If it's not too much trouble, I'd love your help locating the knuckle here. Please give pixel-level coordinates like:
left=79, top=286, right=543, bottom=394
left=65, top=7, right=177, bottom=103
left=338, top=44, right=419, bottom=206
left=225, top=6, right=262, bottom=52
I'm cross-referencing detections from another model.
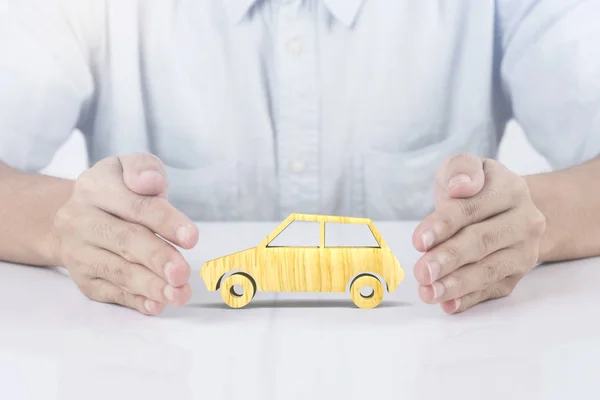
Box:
left=444, top=242, right=460, bottom=263
left=489, top=285, right=507, bottom=300
left=153, top=202, right=171, bottom=227
left=455, top=300, right=467, bottom=313
left=499, top=222, right=518, bottom=242
left=441, top=242, right=461, bottom=266
left=88, top=218, right=110, bottom=241
left=501, top=256, right=517, bottom=275
left=95, top=156, right=123, bottom=176
left=128, top=152, right=165, bottom=173
left=504, top=284, right=515, bottom=296
left=448, top=153, right=476, bottom=167
left=530, top=249, right=540, bottom=267
left=78, top=280, right=95, bottom=299
left=477, top=229, right=497, bottom=255
left=143, top=197, right=172, bottom=228
left=90, top=258, right=111, bottom=279
left=147, top=276, right=166, bottom=299
left=522, top=246, right=540, bottom=269
left=444, top=274, right=468, bottom=295
left=489, top=282, right=514, bottom=300
left=139, top=152, right=163, bottom=165
left=110, top=261, right=133, bottom=286
left=110, top=288, right=136, bottom=309
left=437, top=211, right=456, bottom=235
left=481, top=262, right=499, bottom=283
left=442, top=153, right=480, bottom=182
left=75, top=171, right=98, bottom=198
left=440, top=155, right=455, bottom=169
left=129, top=196, right=153, bottom=220
left=528, top=210, right=547, bottom=237
left=501, top=282, right=514, bottom=297
left=479, top=187, right=500, bottom=204
left=458, top=198, right=481, bottom=221
left=104, top=288, right=122, bottom=305
left=97, top=155, right=120, bottom=166
left=147, top=243, right=170, bottom=271
left=115, top=224, right=140, bottom=254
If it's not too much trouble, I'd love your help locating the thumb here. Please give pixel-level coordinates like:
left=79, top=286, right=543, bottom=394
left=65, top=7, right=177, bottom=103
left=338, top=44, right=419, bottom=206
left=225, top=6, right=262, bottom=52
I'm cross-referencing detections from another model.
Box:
left=119, top=153, right=168, bottom=197
left=435, top=153, right=485, bottom=204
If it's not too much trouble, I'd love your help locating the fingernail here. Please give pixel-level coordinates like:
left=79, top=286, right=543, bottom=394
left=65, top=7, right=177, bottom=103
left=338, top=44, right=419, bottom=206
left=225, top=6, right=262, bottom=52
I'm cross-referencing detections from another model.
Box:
left=421, top=230, right=435, bottom=250
left=164, top=286, right=175, bottom=302
left=453, top=298, right=461, bottom=312
left=165, top=261, right=189, bottom=286
left=427, top=260, right=441, bottom=283
left=176, top=225, right=191, bottom=245
left=432, top=281, right=446, bottom=299
left=164, top=262, right=177, bottom=285
left=139, top=170, right=164, bottom=180
left=144, top=299, right=154, bottom=313
left=449, top=174, right=472, bottom=187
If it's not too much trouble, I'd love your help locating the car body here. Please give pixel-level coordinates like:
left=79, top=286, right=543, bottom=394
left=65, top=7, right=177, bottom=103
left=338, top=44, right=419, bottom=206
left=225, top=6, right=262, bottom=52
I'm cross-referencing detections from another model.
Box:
left=200, top=213, right=404, bottom=308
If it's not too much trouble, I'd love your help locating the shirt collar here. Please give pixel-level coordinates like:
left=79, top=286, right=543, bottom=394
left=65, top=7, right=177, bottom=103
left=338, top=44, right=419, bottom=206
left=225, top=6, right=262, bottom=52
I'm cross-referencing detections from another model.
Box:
left=224, top=0, right=365, bottom=27
left=323, top=0, right=365, bottom=26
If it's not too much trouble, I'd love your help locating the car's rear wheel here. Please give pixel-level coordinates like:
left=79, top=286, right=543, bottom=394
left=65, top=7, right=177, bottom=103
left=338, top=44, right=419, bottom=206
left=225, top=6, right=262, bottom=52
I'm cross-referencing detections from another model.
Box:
left=350, top=274, right=384, bottom=309
left=220, top=273, right=256, bottom=308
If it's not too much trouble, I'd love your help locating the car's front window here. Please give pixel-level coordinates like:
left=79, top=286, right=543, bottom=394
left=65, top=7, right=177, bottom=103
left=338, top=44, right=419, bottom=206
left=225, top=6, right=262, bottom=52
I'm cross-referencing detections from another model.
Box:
left=267, top=221, right=320, bottom=247
left=324, top=222, right=380, bottom=248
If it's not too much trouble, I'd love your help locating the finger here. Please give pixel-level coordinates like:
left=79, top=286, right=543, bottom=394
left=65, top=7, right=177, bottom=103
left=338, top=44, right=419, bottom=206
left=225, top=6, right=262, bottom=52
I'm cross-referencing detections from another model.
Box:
left=119, top=153, right=168, bottom=197
left=80, top=208, right=191, bottom=287
left=417, top=248, right=519, bottom=304
left=413, top=165, right=521, bottom=252
left=434, top=153, right=485, bottom=205
left=413, top=210, right=525, bottom=285
left=80, top=278, right=165, bottom=316
left=101, top=194, right=198, bottom=249
left=81, top=159, right=199, bottom=249
left=439, top=275, right=520, bottom=314
left=81, top=248, right=191, bottom=306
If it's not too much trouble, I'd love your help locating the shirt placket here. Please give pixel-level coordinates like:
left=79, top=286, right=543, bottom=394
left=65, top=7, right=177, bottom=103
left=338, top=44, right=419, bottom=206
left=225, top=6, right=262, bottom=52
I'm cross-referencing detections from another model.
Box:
left=274, top=0, right=321, bottom=217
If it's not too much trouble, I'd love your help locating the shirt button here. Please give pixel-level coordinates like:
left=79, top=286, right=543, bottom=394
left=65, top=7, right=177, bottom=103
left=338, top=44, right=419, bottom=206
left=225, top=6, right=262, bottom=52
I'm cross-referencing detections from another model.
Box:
left=291, top=159, right=306, bottom=174
left=285, top=37, right=303, bottom=55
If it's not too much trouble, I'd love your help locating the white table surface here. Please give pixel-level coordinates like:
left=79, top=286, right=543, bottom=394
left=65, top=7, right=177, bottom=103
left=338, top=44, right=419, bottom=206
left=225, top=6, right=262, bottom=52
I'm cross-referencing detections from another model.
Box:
left=1, top=220, right=599, bottom=400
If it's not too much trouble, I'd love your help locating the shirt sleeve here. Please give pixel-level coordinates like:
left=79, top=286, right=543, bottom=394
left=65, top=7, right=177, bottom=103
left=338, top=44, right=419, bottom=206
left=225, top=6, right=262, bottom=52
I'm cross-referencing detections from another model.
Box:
left=498, top=0, right=600, bottom=170
left=0, top=0, right=95, bottom=172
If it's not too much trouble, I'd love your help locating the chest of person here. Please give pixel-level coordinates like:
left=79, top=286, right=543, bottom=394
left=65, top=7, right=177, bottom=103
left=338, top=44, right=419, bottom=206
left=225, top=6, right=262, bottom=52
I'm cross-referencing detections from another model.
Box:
left=88, top=0, right=505, bottom=220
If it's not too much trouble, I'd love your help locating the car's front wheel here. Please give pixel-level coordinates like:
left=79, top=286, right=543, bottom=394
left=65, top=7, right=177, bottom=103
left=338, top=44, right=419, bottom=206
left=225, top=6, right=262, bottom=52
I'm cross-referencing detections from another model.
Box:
left=220, top=273, right=256, bottom=308
left=350, top=274, right=384, bottom=309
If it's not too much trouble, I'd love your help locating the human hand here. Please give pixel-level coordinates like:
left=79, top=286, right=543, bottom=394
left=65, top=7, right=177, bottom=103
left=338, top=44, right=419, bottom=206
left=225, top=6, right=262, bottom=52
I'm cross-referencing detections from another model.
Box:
left=412, top=154, right=546, bottom=314
left=53, top=153, right=199, bottom=315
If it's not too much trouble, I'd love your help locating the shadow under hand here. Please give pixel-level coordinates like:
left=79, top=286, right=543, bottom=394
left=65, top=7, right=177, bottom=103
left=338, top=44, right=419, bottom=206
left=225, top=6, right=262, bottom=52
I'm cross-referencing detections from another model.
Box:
left=193, top=299, right=411, bottom=309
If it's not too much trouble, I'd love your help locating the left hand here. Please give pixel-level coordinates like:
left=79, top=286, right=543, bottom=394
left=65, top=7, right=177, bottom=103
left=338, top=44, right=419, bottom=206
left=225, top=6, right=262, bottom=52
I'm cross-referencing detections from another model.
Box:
left=412, top=154, right=547, bottom=314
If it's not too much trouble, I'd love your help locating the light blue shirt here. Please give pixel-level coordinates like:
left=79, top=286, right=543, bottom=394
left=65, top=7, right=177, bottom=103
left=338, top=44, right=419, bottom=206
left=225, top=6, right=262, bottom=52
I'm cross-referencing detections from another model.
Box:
left=1, top=0, right=599, bottom=221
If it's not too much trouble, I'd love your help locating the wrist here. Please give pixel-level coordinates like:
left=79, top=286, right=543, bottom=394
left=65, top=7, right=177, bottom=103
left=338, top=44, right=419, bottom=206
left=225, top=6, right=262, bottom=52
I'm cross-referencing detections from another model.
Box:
left=523, top=173, right=559, bottom=263
left=44, top=181, right=75, bottom=267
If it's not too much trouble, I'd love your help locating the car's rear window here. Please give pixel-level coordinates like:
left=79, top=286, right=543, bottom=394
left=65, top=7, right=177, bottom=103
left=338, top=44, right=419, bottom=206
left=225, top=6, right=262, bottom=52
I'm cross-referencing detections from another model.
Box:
left=324, top=222, right=380, bottom=247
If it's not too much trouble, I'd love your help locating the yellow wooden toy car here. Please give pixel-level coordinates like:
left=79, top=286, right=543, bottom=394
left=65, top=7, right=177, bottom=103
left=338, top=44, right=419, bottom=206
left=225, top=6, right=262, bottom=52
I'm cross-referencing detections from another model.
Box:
left=200, top=213, right=404, bottom=309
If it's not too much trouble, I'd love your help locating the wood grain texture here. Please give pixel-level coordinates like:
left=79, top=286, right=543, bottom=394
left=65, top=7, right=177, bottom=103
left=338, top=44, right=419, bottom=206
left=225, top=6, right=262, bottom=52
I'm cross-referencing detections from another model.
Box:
left=200, top=213, right=405, bottom=309
left=350, top=274, right=384, bottom=309
left=219, top=273, right=256, bottom=308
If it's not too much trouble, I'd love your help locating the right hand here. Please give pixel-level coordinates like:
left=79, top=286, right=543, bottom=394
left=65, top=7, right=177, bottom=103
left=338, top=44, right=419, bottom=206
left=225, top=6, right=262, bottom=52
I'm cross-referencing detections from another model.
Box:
left=53, top=153, right=199, bottom=315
